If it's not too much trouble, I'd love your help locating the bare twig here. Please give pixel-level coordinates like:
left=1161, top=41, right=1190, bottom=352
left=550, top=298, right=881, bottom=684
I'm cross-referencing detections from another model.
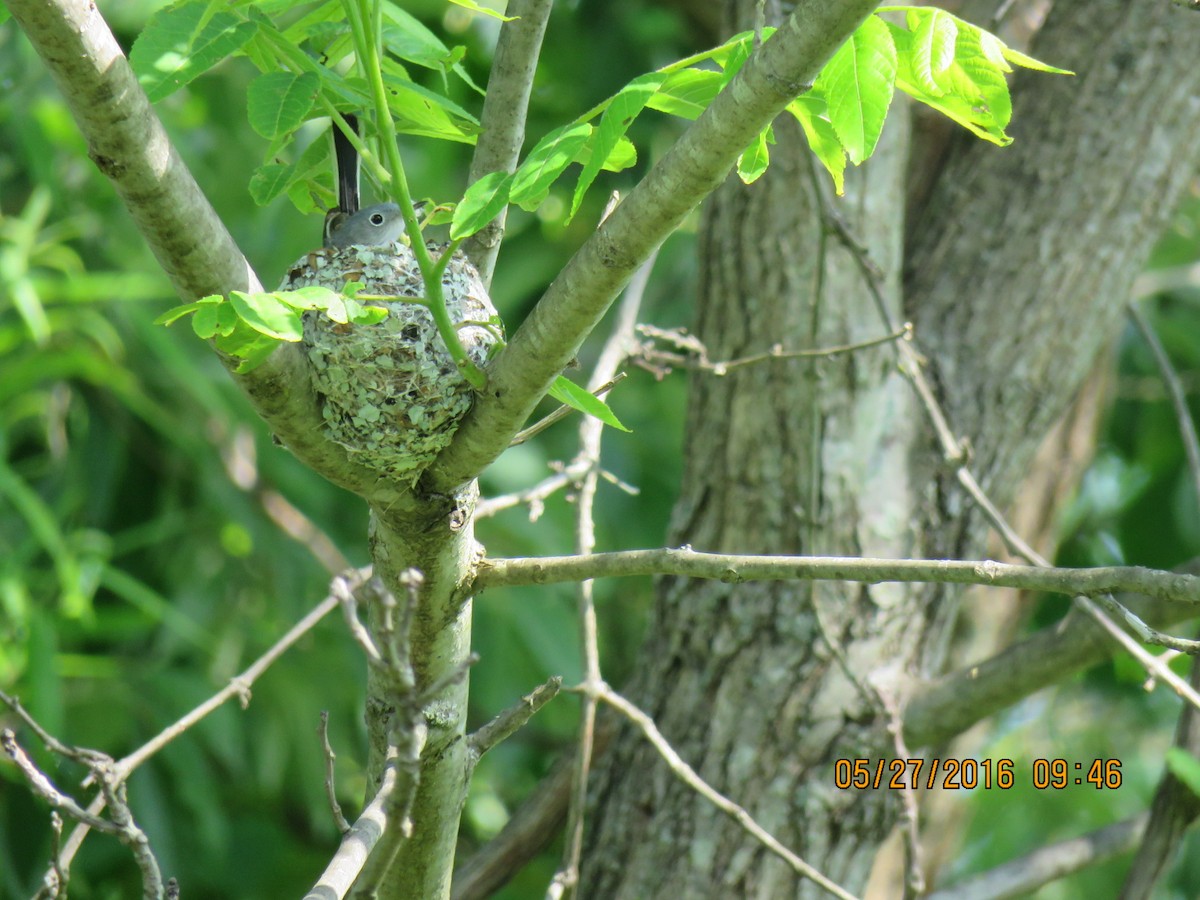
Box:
left=592, top=685, right=860, bottom=900
left=463, top=0, right=554, bottom=285
left=1118, top=643, right=1200, bottom=897
left=3, top=728, right=164, bottom=900
left=631, top=323, right=911, bottom=378
left=320, top=711, right=352, bottom=835
left=905, top=594, right=1200, bottom=750
left=1, top=729, right=116, bottom=833
left=468, top=677, right=562, bottom=761
left=36, top=572, right=362, bottom=881
left=304, top=753, right=399, bottom=900
left=476, top=465, right=576, bottom=520
left=805, top=152, right=1200, bottom=675
left=452, top=719, right=617, bottom=900
left=476, top=550, right=1200, bottom=604
left=549, top=253, right=654, bottom=899
left=871, top=680, right=924, bottom=897
left=1128, top=300, right=1200, bottom=509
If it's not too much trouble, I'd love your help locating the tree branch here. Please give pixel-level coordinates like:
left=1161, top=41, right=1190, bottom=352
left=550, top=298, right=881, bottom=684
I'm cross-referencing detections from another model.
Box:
left=595, top=685, right=859, bottom=900
left=463, top=0, right=554, bottom=286
left=424, top=0, right=883, bottom=493
left=904, top=569, right=1200, bottom=747
left=925, top=815, right=1146, bottom=900
left=474, top=549, right=1200, bottom=605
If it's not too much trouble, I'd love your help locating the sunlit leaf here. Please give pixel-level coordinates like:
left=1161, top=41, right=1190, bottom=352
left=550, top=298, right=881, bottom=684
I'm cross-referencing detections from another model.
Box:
left=815, top=14, right=897, bottom=165
left=790, top=96, right=846, bottom=195
left=246, top=71, right=320, bottom=139
left=548, top=376, right=629, bottom=432
left=130, top=1, right=257, bottom=102
left=228, top=291, right=304, bottom=341
left=737, top=128, right=770, bottom=184
left=510, top=123, right=592, bottom=211
left=452, top=171, right=513, bottom=240
left=570, top=73, right=664, bottom=220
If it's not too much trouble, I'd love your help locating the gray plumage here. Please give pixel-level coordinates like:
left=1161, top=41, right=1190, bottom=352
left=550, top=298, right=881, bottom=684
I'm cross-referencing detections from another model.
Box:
left=323, top=202, right=408, bottom=249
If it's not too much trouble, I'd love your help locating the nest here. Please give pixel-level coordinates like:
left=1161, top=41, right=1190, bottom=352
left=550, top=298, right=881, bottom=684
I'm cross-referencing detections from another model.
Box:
left=279, top=241, right=501, bottom=484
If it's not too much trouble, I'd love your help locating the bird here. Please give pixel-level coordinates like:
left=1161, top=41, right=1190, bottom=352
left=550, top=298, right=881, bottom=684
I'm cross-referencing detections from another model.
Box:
left=323, top=201, right=408, bottom=248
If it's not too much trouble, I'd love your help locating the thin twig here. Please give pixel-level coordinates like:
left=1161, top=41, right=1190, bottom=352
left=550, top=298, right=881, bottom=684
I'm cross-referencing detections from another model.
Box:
left=320, top=711, right=352, bottom=835
left=468, top=677, right=562, bottom=761
left=476, top=466, right=575, bottom=520
left=806, top=151, right=1200, bottom=675
left=924, top=814, right=1146, bottom=900
left=632, top=323, right=911, bottom=378
left=35, top=572, right=362, bottom=880
left=2, top=729, right=164, bottom=899
left=304, top=754, right=399, bottom=900
left=593, top=685, right=860, bottom=900
left=871, top=680, right=924, bottom=898
left=549, top=250, right=656, bottom=900
left=1128, top=300, right=1200, bottom=509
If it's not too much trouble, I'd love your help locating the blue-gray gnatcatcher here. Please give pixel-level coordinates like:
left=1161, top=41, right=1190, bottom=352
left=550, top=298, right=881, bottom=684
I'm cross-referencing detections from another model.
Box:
left=322, top=115, right=418, bottom=249
left=324, top=202, right=407, bottom=248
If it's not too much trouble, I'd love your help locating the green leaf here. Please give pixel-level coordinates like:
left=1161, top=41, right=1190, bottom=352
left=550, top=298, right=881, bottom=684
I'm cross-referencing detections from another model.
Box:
left=274, top=286, right=342, bottom=310
left=1167, top=748, right=1200, bottom=798
left=451, top=171, right=513, bottom=240
left=380, top=7, right=455, bottom=70
left=246, top=71, right=320, bottom=140
left=889, top=20, right=1011, bottom=145
left=155, top=301, right=205, bottom=326
left=510, top=124, right=593, bottom=211
left=815, top=14, right=897, bottom=165
left=447, top=0, right=515, bottom=21
left=789, top=96, right=846, bottom=195
left=130, top=1, right=258, bottom=102
left=228, top=291, right=304, bottom=341
left=572, top=135, right=637, bottom=175
left=909, top=8, right=957, bottom=95
left=349, top=305, right=389, bottom=325
left=570, top=73, right=665, bottom=220
left=737, top=128, right=770, bottom=184
left=548, top=376, right=629, bottom=432
left=985, top=32, right=1073, bottom=75
left=381, top=70, right=479, bottom=143
left=231, top=337, right=283, bottom=372
left=646, top=69, right=724, bottom=120
left=248, top=163, right=293, bottom=206
left=192, top=300, right=223, bottom=339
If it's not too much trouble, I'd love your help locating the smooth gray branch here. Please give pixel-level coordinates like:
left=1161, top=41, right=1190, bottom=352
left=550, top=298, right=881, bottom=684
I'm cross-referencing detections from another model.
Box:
left=464, top=0, right=554, bottom=285
left=424, top=0, right=884, bottom=493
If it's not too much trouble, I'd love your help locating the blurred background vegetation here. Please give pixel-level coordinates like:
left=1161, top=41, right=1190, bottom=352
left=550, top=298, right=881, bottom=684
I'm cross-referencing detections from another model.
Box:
left=2, top=2, right=1200, bottom=897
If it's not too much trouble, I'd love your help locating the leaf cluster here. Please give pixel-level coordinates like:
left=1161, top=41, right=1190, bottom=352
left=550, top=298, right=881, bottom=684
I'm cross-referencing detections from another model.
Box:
left=156, top=284, right=388, bottom=372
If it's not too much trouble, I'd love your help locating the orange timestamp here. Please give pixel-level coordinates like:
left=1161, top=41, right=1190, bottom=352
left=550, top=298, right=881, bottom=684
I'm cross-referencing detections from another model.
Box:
left=833, top=758, right=1123, bottom=791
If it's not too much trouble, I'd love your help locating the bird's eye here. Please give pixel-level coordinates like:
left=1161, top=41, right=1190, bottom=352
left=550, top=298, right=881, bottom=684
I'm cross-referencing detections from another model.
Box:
left=370, top=212, right=385, bottom=226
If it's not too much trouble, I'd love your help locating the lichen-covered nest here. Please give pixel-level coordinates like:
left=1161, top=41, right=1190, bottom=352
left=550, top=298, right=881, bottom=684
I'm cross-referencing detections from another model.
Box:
left=280, top=241, right=501, bottom=483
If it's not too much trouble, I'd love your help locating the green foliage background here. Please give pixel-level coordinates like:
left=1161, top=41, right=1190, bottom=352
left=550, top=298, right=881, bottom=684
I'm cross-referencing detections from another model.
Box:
left=2, top=2, right=1200, bottom=897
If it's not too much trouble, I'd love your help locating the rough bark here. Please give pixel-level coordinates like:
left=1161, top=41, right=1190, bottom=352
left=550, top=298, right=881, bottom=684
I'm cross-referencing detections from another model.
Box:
left=582, top=0, right=1200, bottom=896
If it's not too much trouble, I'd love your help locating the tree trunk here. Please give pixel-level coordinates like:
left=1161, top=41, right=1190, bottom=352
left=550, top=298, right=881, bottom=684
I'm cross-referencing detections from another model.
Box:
left=582, top=0, right=1200, bottom=896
